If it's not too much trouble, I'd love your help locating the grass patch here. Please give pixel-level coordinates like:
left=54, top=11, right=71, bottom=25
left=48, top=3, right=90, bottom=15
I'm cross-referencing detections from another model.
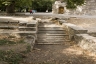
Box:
left=0, top=39, right=25, bottom=45
left=0, top=39, right=16, bottom=45
left=0, top=50, right=24, bottom=64
left=17, top=39, right=26, bottom=44
left=26, top=45, right=31, bottom=52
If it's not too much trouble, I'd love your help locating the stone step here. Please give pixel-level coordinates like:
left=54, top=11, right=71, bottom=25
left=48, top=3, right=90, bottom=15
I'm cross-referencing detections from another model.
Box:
left=37, top=34, right=68, bottom=36
left=37, top=36, right=66, bottom=38
left=0, top=26, right=37, bottom=29
left=37, top=21, right=69, bottom=44
left=36, top=42, right=65, bottom=45
left=0, top=20, right=19, bottom=24
left=36, top=40, right=65, bottom=43
left=38, top=27, right=65, bottom=31
left=37, top=37, right=70, bottom=40
left=27, top=24, right=36, bottom=27
left=36, top=40, right=70, bottom=43
left=8, top=20, right=19, bottom=24
left=38, top=37, right=69, bottom=40
left=19, top=27, right=36, bottom=31
left=38, top=25, right=62, bottom=27
left=0, top=21, right=9, bottom=23
left=19, top=22, right=27, bottom=26
left=0, top=26, right=18, bottom=29
left=38, top=38, right=69, bottom=40
left=19, top=27, right=36, bottom=28
left=0, top=30, right=36, bottom=34
left=27, top=21, right=38, bottom=27
left=59, top=20, right=67, bottom=24
left=38, top=36, right=66, bottom=38
left=8, top=23, right=19, bottom=25
left=37, top=37, right=64, bottom=40
left=37, top=34, right=69, bottom=40
left=38, top=23, right=62, bottom=27
left=38, top=31, right=65, bottom=34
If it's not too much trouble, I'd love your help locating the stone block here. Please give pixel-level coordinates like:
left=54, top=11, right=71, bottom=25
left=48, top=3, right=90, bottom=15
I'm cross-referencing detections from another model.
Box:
left=27, top=20, right=38, bottom=27
left=59, top=20, right=67, bottom=24
left=62, top=23, right=87, bottom=40
left=75, top=34, right=96, bottom=54
left=19, top=22, right=27, bottom=26
left=88, top=33, right=96, bottom=37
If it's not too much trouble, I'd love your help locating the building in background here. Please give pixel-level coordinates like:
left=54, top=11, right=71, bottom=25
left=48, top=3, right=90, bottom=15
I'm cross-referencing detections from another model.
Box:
left=52, top=0, right=96, bottom=15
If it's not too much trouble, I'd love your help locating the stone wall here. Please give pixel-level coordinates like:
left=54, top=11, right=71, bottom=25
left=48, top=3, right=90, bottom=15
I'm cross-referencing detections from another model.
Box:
left=75, top=34, right=96, bottom=54
left=82, top=0, right=96, bottom=15
left=62, top=22, right=96, bottom=54
left=62, top=23, right=87, bottom=40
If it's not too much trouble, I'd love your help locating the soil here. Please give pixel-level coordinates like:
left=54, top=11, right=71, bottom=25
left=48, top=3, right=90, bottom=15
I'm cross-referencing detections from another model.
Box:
left=22, top=42, right=96, bottom=64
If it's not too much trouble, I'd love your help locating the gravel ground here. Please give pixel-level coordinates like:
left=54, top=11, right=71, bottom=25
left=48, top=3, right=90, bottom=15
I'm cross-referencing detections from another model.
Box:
left=22, top=42, right=96, bottom=64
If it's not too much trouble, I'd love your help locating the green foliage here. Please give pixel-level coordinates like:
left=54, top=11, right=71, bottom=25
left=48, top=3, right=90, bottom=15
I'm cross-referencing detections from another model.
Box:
left=0, top=39, right=25, bottom=45
left=0, top=0, right=55, bottom=12
left=0, top=50, right=23, bottom=64
left=0, top=39, right=16, bottom=45
left=32, top=0, right=55, bottom=12
left=17, top=39, right=26, bottom=44
left=26, top=45, right=31, bottom=52
left=66, top=0, right=85, bottom=9
left=0, top=0, right=85, bottom=12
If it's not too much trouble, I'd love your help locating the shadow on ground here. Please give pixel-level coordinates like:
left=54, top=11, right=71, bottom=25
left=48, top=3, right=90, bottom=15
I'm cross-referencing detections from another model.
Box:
left=23, top=42, right=96, bottom=64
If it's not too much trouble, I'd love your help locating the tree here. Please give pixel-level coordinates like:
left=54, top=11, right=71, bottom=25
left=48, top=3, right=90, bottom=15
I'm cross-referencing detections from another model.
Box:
left=32, top=0, right=54, bottom=12
left=0, top=0, right=85, bottom=13
left=0, top=0, right=32, bottom=13
left=65, top=0, right=85, bottom=9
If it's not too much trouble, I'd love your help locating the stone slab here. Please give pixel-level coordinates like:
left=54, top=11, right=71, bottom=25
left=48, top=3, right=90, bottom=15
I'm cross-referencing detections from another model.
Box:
left=62, top=23, right=87, bottom=40
left=75, top=34, right=96, bottom=54
left=59, top=20, right=67, bottom=24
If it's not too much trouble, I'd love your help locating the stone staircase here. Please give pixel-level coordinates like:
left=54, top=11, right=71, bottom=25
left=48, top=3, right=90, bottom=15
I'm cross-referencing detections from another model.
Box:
left=0, top=19, right=38, bottom=35
left=36, top=20, right=70, bottom=44
left=0, top=19, right=38, bottom=48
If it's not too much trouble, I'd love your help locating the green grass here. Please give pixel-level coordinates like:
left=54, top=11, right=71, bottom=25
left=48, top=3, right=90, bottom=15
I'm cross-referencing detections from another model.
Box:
left=17, top=39, right=26, bottom=44
left=0, top=39, right=16, bottom=45
left=0, top=39, right=25, bottom=45
left=0, top=38, right=32, bottom=64
left=26, top=45, right=31, bottom=52
left=0, top=50, right=23, bottom=64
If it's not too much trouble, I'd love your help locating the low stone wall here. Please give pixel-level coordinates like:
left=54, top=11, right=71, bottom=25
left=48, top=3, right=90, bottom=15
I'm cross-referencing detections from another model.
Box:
left=62, top=22, right=96, bottom=53
left=0, top=17, right=38, bottom=49
left=62, top=23, right=87, bottom=40
left=75, top=34, right=96, bottom=54
left=88, top=33, right=96, bottom=37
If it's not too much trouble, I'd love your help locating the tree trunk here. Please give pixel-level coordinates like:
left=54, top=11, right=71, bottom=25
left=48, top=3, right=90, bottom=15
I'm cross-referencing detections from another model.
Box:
left=6, top=1, right=15, bottom=14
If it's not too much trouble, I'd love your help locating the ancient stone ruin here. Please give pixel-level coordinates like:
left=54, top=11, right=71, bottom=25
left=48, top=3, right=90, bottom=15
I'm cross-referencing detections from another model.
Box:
left=52, top=0, right=96, bottom=15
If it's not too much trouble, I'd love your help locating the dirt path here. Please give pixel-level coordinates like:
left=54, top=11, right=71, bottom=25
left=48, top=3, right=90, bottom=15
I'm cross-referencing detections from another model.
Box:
left=22, top=42, right=96, bottom=64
